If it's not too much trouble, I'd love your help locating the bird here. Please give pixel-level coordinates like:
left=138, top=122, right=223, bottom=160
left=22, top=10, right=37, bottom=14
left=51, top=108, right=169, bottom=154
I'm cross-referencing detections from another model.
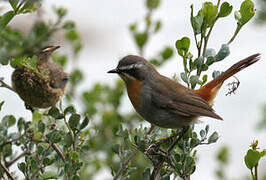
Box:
left=12, top=45, right=70, bottom=109
left=108, top=53, right=261, bottom=128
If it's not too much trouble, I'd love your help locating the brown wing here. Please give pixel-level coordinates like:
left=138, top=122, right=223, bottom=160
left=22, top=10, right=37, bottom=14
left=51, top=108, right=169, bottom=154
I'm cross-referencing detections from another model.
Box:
left=150, top=75, right=223, bottom=120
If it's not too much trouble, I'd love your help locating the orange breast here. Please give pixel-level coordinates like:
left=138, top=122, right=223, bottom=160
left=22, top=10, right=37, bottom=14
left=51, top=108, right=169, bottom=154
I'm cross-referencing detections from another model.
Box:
left=124, top=78, right=143, bottom=110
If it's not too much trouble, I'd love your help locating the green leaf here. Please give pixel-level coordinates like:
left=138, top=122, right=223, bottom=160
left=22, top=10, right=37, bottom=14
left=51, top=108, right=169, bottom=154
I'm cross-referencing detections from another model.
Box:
left=202, top=2, right=218, bottom=26
left=146, top=0, right=161, bottom=9
left=197, top=56, right=203, bottom=72
left=206, top=48, right=216, bottom=58
left=2, top=115, right=16, bottom=127
left=205, top=125, right=209, bottom=134
left=20, top=0, right=41, bottom=13
left=190, top=75, right=199, bottom=89
left=17, top=117, right=25, bottom=132
left=0, top=11, right=15, bottom=30
left=48, top=107, right=64, bottom=119
left=18, top=162, right=26, bottom=174
left=175, top=37, right=190, bottom=57
left=244, top=149, right=261, bottom=169
left=218, top=2, right=233, bottom=18
left=161, top=46, right=173, bottom=60
left=33, top=111, right=43, bottom=124
left=239, top=0, right=255, bottom=26
left=54, top=7, right=67, bottom=19
left=9, top=0, right=19, bottom=11
left=261, top=150, right=266, bottom=157
left=52, top=53, right=68, bottom=67
left=79, top=116, right=89, bottom=130
left=191, top=6, right=204, bottom=35
left=41, top=171, right=59, bottom=179
left=48, top=130, right=62, bottom=143
left=202, top=74, right=208, bottom=85
left=65, top=29, right=79, bottom=41
left=154, top=21, right=161, bottom=33
left=112, top=144, right=120, bottom=154
left=71, top=151, right=80, bottom=161
left=212, top=70, right=221, bottom=79
left=206, top=56, right=215, bottom=66
left=63, top=21, right=75, bottom=30
left=200, top=129, right=206, bottom=138
left=180, top=72, right=188, bottom=83
left=0, top=101, right=4, bottom=111
left=70, top=69, right=83, bottom=86
left=69, top=114, right=81, bottom=131
left=208, top=131, right=219, bottom=144
left=215, top=44, right=230, bottom=61
left=64, top=132, right=73, bottom=147
left=217, top=146, right=229, bottom=164
left=134, top=33, right=148, bottom=49
left=33, top=132, right=43, bottom=140
left=43, top=157, right=53, bottom=166
left=64, top=105, right=76, bottom=115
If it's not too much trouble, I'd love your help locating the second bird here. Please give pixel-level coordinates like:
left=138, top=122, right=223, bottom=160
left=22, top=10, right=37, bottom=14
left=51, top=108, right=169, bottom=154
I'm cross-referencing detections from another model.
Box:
left=108, top=54, right=260, bottom=128
left=12, top=46, right=69, bottom=109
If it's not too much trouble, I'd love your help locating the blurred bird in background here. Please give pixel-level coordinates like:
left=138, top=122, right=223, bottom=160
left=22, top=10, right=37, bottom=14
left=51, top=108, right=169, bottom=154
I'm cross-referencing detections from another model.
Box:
left=12, top=46, right=69, bottom=110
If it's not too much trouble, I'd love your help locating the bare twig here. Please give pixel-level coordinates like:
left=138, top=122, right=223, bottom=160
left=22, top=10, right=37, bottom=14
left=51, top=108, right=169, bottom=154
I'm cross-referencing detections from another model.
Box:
left=5, top=151, right=30, bottom=168
left=0, top=161, right=15, bottom=180
left=113, top=149, right=138, bottom=180
left=0, top=78, right=16, bottom=93
left=0, top=135, right=23, bottom=147
left=51, top=143, right=65, bottom=162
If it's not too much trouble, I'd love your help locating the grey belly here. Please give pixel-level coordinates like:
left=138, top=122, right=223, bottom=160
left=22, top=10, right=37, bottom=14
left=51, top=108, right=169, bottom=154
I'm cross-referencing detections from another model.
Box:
left=137, top=86, right=196, bottom=128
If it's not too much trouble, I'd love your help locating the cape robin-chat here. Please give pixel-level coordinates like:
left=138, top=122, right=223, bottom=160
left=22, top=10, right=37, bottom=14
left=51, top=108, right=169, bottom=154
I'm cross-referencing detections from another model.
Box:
left=108, top=53, right=260, bottom=128
left=12, top=46, right=70, bottom=109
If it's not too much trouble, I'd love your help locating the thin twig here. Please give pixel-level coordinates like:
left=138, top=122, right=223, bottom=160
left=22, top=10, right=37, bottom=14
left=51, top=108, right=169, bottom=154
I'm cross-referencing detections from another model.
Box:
left=51, top=143, right=65, bottom=162
left=150, top=126, right=189, bottom=179
left=30, top=144, right=51, bottom=179
left=113, top=125, right=155, bottom=180
left=5, top=151, right=29, bottom=168
left=0, top=161, right=15, bottom=180
left=0, top=135, right=23, bottom=147
left=113, top=149, right=138, bottom=180
left=0, top=78, right=16, bottom=93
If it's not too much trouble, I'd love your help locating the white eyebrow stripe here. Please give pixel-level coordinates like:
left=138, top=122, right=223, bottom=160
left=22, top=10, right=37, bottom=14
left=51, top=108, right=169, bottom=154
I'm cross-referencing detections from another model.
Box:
left=119, top=63, right=143, bottom=70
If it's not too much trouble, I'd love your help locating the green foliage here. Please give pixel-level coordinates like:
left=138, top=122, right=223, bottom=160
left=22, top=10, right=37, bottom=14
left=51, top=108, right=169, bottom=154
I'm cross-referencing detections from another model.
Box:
left=215, top=146, right=230, bottom=180
left=218, top=2, right=233, bottom=18
left=178, top=0, right=255, bottom=89
left=256, top=0, right=266, bottom=24
left=244, top=141, right=266, bottom=180
left=0, top=0, right=262, bottom=179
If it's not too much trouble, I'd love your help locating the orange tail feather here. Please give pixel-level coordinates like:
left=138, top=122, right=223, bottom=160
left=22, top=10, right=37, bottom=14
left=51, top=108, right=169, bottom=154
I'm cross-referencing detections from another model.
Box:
left=194, top=53, right=261, bottom=103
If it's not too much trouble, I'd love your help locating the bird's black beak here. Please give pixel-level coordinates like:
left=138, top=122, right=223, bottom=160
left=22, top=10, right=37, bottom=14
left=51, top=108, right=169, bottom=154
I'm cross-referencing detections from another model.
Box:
left=107, top=68, right=119, bottom=74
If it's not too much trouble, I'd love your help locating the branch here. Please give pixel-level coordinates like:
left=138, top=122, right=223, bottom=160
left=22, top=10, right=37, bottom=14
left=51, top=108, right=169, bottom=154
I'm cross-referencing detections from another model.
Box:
left=5, top=151, right=29, bottom=168
left=51, top=143, right=65, bottom=162
left=150, top=126, right=189, bottom=179
left=0, top=161, right=15, bottom=180
left=113, top=125, right=155, bottom=180
left=0, top=135, right=23, bottom=147
left=0, top=78, right=16, bottom=93
left=113, top=149, right=138, bottom=180
left=30, top=144, right=51, bottom=179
